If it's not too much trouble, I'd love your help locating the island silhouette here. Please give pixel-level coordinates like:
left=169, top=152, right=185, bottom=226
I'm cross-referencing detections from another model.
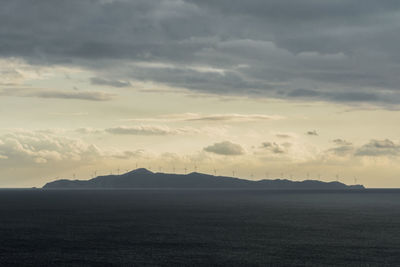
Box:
left=43, top=168, right=364, bottom=189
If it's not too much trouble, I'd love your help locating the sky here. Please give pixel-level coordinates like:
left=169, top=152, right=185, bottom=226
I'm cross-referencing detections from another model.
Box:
left=1, top=0, right=400, bottom=188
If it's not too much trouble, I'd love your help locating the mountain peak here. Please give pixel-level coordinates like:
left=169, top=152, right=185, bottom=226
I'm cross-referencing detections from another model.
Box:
left=125, top=168, right=153, bottom=175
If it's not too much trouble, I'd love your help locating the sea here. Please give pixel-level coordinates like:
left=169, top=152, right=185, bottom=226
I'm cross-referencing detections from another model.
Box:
left=0, top=189, right=399, bottom=266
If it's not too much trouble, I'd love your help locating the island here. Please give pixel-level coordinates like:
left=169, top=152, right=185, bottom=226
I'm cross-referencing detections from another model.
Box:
left=43, top=168, right=365, bottom=190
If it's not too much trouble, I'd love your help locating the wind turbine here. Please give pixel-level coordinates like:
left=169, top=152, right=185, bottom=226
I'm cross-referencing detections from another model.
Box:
left=213, top=169, right=217, bottom=176
left=232, top=170, right=235, bottom=177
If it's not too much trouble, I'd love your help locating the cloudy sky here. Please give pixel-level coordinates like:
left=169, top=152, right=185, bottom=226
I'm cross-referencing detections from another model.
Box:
left=1, top=0, right=400, bottom=187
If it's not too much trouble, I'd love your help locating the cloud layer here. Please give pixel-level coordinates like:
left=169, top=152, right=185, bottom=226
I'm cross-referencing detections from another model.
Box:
left=2, top=0, right=400, bottom=105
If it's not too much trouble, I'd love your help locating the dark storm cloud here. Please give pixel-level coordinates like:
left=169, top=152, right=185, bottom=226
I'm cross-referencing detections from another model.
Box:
left=2, top=0, right=400, bottom=105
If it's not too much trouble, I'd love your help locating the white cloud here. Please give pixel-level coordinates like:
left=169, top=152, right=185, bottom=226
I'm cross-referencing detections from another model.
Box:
left=0, top=131, right=102, bottom=164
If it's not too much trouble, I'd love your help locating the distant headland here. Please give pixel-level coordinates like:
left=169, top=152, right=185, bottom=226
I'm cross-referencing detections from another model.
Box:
left=43, top=168, right=365, bottom=190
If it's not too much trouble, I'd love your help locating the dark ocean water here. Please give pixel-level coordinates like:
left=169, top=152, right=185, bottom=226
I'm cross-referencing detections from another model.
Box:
left=0, top=189, right=399, bottom=266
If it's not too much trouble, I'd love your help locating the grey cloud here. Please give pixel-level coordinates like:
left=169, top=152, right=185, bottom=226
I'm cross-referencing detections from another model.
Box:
left=306, top=130, right=318, bottom=136
left=184, top=113, right=284, bottom=122
left=329, top=145, right=354, bottom=156
left=287, top=89, right=383, bottom=104
left=0, top=88, right=115, bottom=101
left=260, top=142, right=289, bottom=154
left=328, top=139, right=354, bottom=156
left=288, top=89, right=320, bottom=98
left=333, top=139, right=352, bottom=146
left=123, top=113, right=284, bottom=122
left=29, top=91, right=115, bottom=101
left=355, top=139, right=400, bottom=157
left=112, top=150, right=145, bottom=159
left=204, top=141, right=244, bottom=155
left=2, top=1, right=400, bottom=105
left=276, top=134, right=292, bottom=139
left=326, top=138, right=400, bottom=157
left=90, top=77, right=131, bottom=88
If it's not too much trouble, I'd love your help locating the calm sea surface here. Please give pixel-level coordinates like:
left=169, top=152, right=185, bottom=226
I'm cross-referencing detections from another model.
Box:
left=0, top=189, right=399, bottom=266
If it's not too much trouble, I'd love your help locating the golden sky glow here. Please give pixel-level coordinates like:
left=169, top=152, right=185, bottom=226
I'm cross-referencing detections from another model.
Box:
left=1, top=1, right=400, bottom=187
